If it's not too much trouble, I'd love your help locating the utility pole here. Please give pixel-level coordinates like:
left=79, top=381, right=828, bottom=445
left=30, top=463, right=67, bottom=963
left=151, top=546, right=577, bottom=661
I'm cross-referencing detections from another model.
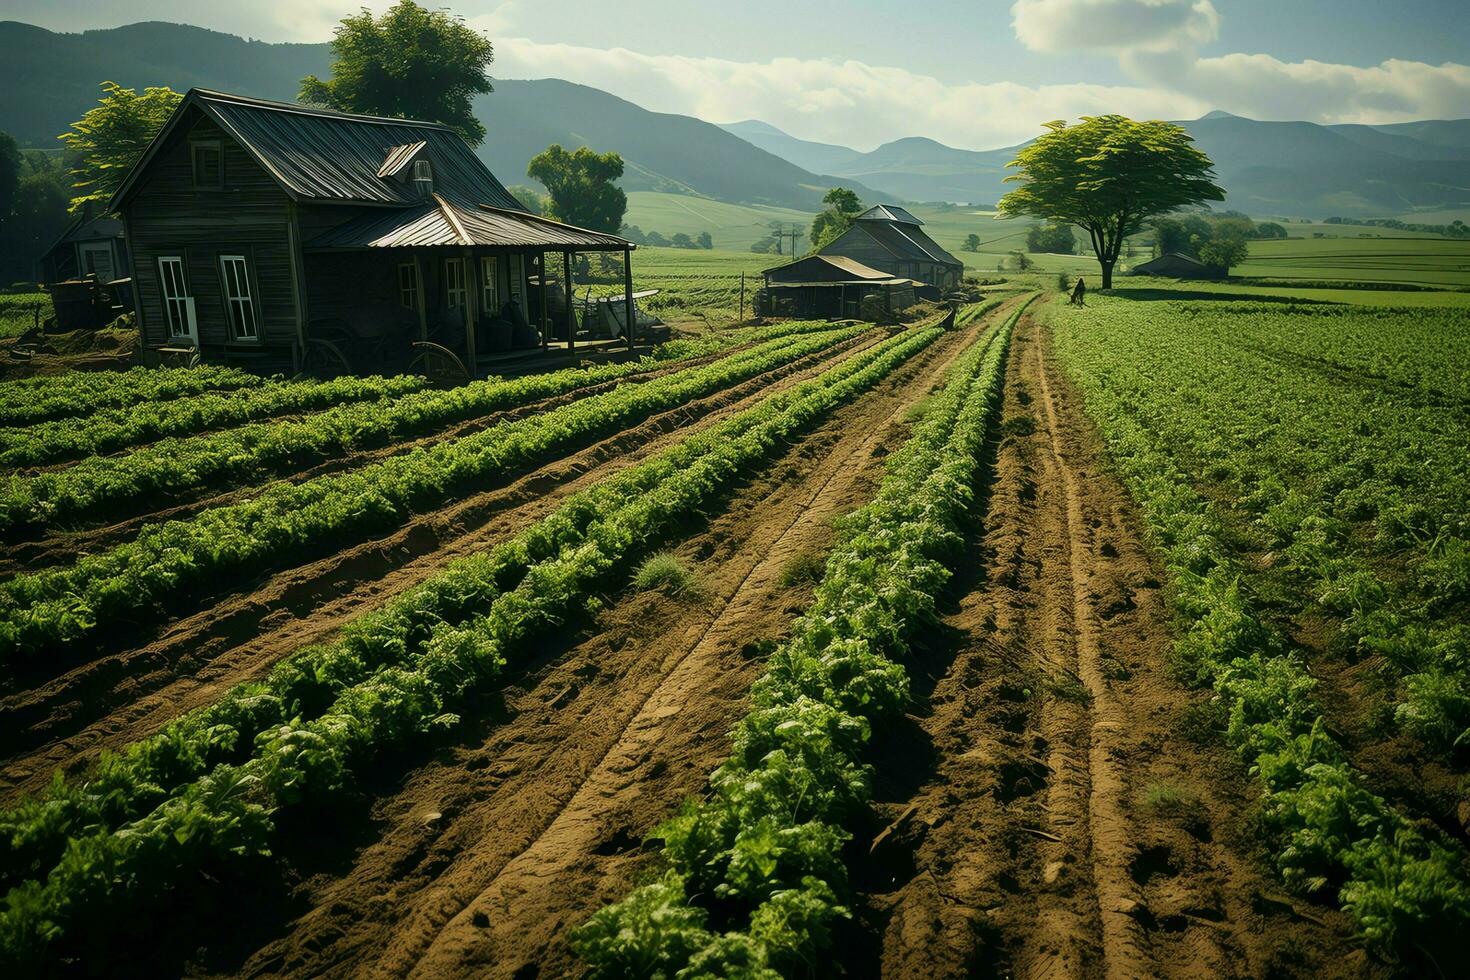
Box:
left=785, top=225, right=802, bottom=256
left=738, top=271, right=746, bottom=323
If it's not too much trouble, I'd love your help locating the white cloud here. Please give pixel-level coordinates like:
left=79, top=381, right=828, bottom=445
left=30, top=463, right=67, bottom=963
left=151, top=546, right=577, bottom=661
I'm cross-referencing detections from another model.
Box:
left=1125, top=50, right=1470, bottom=123
left=1011, top=0, right=1219, bottom=53
left=493, top=39, right=1207, bottom=151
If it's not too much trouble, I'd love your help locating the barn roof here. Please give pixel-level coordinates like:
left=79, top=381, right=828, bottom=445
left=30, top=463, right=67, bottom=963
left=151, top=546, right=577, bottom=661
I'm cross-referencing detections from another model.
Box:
left=824, top=221, right=964, bottom=270
left=120, top=89, right=526, bottom=208
left=1131, top=252, right=1212, bottom=275
left=761, top=254, right=907, bottom=284
left=856, top=204, right=924, bottom=226
left=308, top=196, right=632, bottom=250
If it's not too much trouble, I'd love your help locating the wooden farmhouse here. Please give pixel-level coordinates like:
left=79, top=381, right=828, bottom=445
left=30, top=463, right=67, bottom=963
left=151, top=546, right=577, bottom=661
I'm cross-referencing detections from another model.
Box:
left=110, top=88, right=638, bottom=376
left=757, top=254, right=917, bottom=319
left=817, top=205, right=964, bottom=294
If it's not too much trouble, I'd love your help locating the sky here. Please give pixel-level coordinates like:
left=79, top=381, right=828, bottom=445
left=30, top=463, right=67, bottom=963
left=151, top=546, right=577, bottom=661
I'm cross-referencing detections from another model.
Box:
left=5, top=0, right=1470, bottom=151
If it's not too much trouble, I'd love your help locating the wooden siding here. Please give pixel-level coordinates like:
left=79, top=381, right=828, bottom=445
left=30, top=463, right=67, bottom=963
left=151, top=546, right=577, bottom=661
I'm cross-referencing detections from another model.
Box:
left=125, top=107, right=296, bottom=370
left=819, top=225, right=961, bottom=290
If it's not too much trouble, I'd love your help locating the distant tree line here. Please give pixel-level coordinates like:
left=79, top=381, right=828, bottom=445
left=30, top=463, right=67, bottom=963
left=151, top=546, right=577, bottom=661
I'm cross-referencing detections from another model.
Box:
left=1324, top=216, right=1470, bottom=238
left=619, top=225, right=713, bottom=249
left=1025, top=222, right=1077, bottom=254
left=1151, top=211, right=1285, bottom=272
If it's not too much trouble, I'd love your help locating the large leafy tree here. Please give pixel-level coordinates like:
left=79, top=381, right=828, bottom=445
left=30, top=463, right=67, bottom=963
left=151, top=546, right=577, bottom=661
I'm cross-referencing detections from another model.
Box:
left=59, top=82, right=182, bottom=214
left=526, top=144, right=627, bottom=233
left=300, top=0, right=494, bottom=146
left=809, top=187, right=863, bottom=251
left=999, top=116, right=1224, bottom=288
left=0, top=151, right=69, bottom=283
left=0, top=131, right=21, bottom=221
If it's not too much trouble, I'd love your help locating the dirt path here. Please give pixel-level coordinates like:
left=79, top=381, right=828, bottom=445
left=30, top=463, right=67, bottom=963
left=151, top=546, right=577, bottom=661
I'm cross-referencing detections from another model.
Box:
left=857, top=310, right=1375, bottom=979
left=0, top=332, right=880, bottom=800
left=214, top=311, right=1010, bottom=979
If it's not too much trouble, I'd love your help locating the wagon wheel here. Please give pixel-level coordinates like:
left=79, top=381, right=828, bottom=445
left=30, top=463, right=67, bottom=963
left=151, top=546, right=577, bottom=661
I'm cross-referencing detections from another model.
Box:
left=409, top=341, right=471, bottom=385
left=300, top=338, right=352, bottom=378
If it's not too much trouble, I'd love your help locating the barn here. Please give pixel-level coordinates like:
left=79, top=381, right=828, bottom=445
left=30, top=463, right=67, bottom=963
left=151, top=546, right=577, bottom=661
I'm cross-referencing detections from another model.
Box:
left=110, top=88, right=637, bottom=377
left=817, top=205, right=964, bottom=293
left=756, top=254, right=917, bottom=319
left=1130, top=252, right=1223, bottom=279
left=40, top=212, right=129, bottom=285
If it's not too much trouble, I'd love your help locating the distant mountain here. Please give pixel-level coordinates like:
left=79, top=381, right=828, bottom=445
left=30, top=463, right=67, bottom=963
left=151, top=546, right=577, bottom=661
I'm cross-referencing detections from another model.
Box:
left=732, top=115, right=1470, bottom=217
left=719, top=120, right=862, bottom=176
left=0, top=20, right=877, bottom=212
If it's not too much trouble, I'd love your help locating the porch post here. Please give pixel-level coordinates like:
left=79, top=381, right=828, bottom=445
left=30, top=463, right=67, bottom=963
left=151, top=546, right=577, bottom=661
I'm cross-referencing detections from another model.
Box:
left=564, top=250, right=575, bottom=355
left=413, top=253, right=427, bottom=341
left=463, top=248, right=479, bottom=372
left=623, top=248, right=635, bottom=349
left=537, top=252, right=549, bottom=350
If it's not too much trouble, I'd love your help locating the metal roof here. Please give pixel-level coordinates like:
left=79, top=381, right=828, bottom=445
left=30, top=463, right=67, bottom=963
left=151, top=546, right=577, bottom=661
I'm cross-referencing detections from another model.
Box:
left=111, top=89, right=524, bottom=210
left=307, top=196, right=632, bottom=250
left=376, top=141, right=428, bottom=178
left=857, top=204, right=924, bottom=226
left=826, top=221, right=963, bottom=269
left=762, top=254, right=901, bottom=283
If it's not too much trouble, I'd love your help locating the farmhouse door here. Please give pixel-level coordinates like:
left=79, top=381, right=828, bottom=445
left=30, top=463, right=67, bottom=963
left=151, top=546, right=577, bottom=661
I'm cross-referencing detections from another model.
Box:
left=158, top=255, right=199, bottom=344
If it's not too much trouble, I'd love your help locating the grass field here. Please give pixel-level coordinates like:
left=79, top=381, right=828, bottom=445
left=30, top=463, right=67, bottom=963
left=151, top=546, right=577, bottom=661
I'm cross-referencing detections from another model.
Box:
left=623, top=191, right=813, bottom=252
left=1237, top=235, right=1470, bottom=288
left=0, top=293, right=52, bottom=339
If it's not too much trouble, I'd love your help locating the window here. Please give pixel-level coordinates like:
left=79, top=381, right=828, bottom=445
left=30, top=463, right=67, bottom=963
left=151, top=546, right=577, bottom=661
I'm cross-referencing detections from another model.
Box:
left=480, top=256, right=499, bottom=313
left=218, top=254, right=258, bottom=341
left=412, top=159, right=433, bottom=183
left=192, top=142, right=223, bottom=188
left=444, top=257, right=467, bottom=310
left=157, top=255, right=194, bottom=338
left=398, top=263, right=419, bottom=310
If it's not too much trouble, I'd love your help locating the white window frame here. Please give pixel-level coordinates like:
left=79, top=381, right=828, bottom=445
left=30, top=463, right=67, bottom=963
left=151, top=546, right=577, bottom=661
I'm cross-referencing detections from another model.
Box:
left=218, top=254, right=259, bottom=341
left=398, top=262, right=419, bottom=310
left=444, top=257, right=467, bottom=310
left=157, top=255, right=194, bottom=339
left=480, top=256, right=499, bottom=313
left=79, top=242, right=115, bottom=281
left=192, top=141, right=223, bottom=188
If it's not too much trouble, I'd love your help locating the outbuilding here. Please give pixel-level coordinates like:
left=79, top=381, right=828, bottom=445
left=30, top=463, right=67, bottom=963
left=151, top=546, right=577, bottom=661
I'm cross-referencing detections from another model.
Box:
left=817, top=205, right=964, bottom=293
left=110, top=88, right=638, bottom=377
left=1130, top=252, right=1224, bottom=279
left=757, top=254, right=917, bottom=319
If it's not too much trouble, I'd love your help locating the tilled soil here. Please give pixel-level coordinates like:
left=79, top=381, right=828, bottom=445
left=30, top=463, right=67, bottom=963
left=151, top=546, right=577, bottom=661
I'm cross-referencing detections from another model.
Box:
left=205, top=310, right=1009, bottom=979
left=0, top=331, right=882, bottom=801
left=854, top=312, right=1378, bottom=979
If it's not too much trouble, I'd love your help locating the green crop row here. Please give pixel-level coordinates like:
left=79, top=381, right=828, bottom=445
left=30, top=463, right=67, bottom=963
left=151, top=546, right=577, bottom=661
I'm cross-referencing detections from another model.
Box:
left=0, top=365, right=263, bottom=428
left=0, top=324, right=849, bottom=531
left=0, top=325, right=870, bottom=663
left=0, top=320, right=947, bottom=971
left=1, top=373, right=429, bottom=470
left=0, top=373, right=429, bottom=470
left=573, top=297, right=1031, bottom=977
left=954, top=297, right=1003, bottom=326
left=1043, top=297, right=1470, bottom=960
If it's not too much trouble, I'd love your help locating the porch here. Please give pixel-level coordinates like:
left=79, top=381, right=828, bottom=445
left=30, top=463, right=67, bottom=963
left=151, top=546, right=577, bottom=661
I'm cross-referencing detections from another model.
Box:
left=301, top=199, right=654, bottom=380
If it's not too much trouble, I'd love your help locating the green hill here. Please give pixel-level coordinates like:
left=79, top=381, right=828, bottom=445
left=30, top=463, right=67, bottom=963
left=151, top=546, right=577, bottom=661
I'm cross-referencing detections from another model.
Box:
left=0, top=20, right=878, bottom=212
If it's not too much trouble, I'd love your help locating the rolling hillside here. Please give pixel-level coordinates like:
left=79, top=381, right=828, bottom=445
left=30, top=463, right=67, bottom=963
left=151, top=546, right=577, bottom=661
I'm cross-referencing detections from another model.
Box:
left=0, top=20, right=876, bottom=211
left=725, top=112, right=1470, bottom=217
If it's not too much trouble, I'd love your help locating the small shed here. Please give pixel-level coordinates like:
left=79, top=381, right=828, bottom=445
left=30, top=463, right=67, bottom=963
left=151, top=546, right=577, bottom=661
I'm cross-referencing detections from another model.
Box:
left=1131, top=252, right=1223, bottom=279
left=817, top=205, right=964, bottom=292
left=40, top=213, right=129, bottom=285
left=757, top=254, right=917, bottom=319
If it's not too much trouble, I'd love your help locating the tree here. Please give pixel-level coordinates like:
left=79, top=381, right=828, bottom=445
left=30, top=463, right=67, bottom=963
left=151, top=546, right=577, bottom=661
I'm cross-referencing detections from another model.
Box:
left=526, top=144, right=627, bottom=233
left=696, top=231, right=713, bottom=250
left=505, top=184, right=548, bottom=215
left=999, top=116, right=1225, bottom=288
left=645, top=231, right=670, bottom=247
left=59, top=82, right=182, bottom=214
left=301, top=1, right=493, bottom=145
left=1254, top=221, right=1287, bottom=239
left=809, top=187, right=863, bottom=251
left=0, top=131, right=20, bottom=221
left=0, top=153, right=69, bottom=283
left=1008, top=250, right=1033, bottom=272
left=1199, top=235, right=1248, bottom=274
left=619, top=224, right=648, bottom=245
left=962, top=233, right=981, bottom=252
left=670, top=232, right=694, bottom=249
left=1057, top=271, right=1072, bottom=292
left=1025, top=221, right=1076, bottom=254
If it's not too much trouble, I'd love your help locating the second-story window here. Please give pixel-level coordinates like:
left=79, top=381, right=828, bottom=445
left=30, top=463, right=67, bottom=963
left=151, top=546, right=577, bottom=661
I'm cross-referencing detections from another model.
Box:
left=192, top=142, right=223, bottom=188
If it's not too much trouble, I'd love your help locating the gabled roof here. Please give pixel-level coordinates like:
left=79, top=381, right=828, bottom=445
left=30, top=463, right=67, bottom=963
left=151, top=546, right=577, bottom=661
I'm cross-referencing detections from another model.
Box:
left=856, top=204, right=924, bottom=226
left=110, top=89, right=524, bottom=211
left=822, top=221, right=964, bottom=270
left=307, top=195, right=631, bottom=250
left=762, top=254, right=907, bottom=284
left=1133, top=251, right=1208, bottom=272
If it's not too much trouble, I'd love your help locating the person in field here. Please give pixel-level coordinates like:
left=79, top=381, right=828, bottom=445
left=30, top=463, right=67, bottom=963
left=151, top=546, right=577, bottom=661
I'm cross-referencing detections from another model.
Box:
left=1071, top=276, right=1087, bottom=306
